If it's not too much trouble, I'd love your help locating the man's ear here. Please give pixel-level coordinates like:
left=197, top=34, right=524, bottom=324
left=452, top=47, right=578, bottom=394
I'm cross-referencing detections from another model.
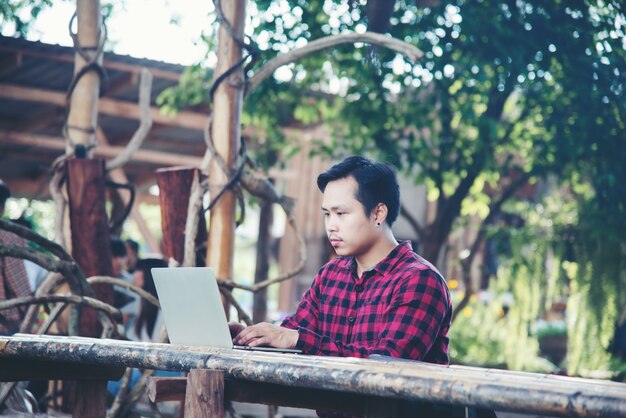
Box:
left=373, top=203, right=388, bottom=225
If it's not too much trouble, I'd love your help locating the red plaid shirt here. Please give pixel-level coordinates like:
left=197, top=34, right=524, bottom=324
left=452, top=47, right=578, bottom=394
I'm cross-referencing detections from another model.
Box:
left=282, top=241, right=451, bottom=364
left=0, top=229, right=32, bottom=335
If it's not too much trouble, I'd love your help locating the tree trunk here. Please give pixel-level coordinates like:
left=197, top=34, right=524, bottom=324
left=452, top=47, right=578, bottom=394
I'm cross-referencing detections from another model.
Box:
left=66, top=0, right=101, bottom=152
left=156, top=167, right=207, bottom=266
left=206, top=0, right=247, bottom=303
left=253, top=197, right=273, bottom=323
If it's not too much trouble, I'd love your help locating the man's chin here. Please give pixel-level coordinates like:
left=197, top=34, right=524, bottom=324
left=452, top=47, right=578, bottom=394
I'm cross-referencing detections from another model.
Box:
left=333, top=247, right=351, bottom=256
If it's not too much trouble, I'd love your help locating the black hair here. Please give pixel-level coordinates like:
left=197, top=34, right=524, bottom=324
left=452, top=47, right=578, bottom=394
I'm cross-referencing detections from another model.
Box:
left=125, top=239, right=139, bottom=254
left=317, top=156, right=400, bottom=226
left=134, top=257, right=168, bottom=339
left=0, top=180, right=10, bottom=205
left=110, top=237, right=128, bottom=257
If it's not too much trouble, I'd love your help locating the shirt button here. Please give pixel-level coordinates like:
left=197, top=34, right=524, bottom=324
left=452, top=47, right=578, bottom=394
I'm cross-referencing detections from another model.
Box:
left=355, top=285, right=363, bottom=292
left=348, top=317, right=355, bottom=323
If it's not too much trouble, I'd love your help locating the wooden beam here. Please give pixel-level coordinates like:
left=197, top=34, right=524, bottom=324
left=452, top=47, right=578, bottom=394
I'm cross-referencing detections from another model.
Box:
left=0, top=83, right=207, bottom=130
left=148, top=376, right=398, bottom=415
left=14, top=107, right=64, bottom=132
left=105, top=71, right=138, bottom=96
left=184, top=369, right=224, bottom=418
left=3, top=334, right=626, bottom=418
left=66, top=0, right=101, bottom=149
left=0, top=50, right=20, bottom=76
left=0, top=43, right=182, bottom=81
left=0, top=130, right=202, bottom=167
left=156, top=167, right=207, bottom=265
left=71, top=380, right=107, bottom=418
left=97, top=128, right=160, bottom=252
left=0, top=358, right=124, bottom=381
left=65, top=158, right=114, bottom=337
left=207, top=0, right=247, bottom=304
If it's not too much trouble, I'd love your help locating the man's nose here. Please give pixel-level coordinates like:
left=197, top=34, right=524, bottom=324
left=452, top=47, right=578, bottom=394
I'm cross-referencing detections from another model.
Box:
left=326, top=216, right=338, bottom=232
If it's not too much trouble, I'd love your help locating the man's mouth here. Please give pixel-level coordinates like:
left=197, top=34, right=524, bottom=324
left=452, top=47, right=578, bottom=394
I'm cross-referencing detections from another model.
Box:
left=329, top=237, right=342, bottom=247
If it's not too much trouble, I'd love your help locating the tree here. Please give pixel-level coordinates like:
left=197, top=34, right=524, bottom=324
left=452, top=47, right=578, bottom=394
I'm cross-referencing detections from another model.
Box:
left=243, top=0, right=623, bottom=318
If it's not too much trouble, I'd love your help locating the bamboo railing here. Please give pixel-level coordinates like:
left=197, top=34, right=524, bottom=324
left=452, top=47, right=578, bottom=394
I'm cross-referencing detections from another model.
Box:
left=0, top=333, right=625, bottom=417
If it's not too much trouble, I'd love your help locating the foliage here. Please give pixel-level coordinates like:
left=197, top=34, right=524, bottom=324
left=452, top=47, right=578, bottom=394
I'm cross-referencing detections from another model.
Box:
left=0, top=0, right=55, bottom=36
left=449, top=292, right=558, bottom=373
left=149, top=0, right=626, bottom=372
left=246, top=0, right=626, bottom=374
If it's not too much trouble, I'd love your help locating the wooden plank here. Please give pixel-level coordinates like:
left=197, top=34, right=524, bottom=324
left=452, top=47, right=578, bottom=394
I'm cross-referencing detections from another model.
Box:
left=149, top=376, right=396, bottom=415
left=2, top=334, right=626, bottom=418
left=0, top=83, right=207, bottom=130
left=148, top=376, right=188, bottom=402
left=71, top=380, right=107, bottom=418
left=0, top=130, right=203, bottom=167
left=0, top=42, right=182, bottom=80
left=364, top=398, right=400, bottom=418
left=0, top=358, right=124, bottom=381
left=0, top=50, right=20, bottom=76
left=184, top=369, right=224, bottom=418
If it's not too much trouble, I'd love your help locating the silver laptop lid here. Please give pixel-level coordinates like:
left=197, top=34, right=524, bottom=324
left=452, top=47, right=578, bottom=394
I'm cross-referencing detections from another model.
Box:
left=152, top=267, right=233, bottom=349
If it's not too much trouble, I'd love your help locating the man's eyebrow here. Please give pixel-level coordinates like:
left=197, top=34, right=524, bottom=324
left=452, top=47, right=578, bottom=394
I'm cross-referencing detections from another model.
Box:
left=321, top=205, right=347, bottom=212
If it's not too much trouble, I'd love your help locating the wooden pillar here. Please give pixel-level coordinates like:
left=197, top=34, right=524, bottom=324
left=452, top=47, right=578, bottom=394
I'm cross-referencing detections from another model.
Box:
left=253, top=197, right=273, bottom=323
left=206, top=0, right=247, bottom=284
left=156, top=167, right=207, bottom=265
left=66, top=158, right=113, bottom=337
left=71, top=380, right=107, bottom=418
left=66, top=0, right=102, bottom=152
left=184, top=369, right=224, bottom=418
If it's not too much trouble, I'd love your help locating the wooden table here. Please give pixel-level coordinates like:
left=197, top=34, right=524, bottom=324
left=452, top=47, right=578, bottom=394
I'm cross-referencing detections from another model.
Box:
left=1, top=334, right=625, bottom=417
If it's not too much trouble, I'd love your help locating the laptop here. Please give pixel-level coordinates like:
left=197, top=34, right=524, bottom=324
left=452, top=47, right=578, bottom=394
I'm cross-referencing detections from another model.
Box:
left=151, top=267, right=301, bottom=354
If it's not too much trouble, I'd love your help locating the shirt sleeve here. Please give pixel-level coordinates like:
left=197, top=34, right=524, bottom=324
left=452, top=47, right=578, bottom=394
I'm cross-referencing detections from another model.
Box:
left=280, top=271, right=321, bottom=334
left=285, top=268, right=450, bottom=360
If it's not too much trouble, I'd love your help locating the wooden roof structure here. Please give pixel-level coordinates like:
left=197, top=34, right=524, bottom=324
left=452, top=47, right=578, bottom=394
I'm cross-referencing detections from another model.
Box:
left=0, top=35, right=208, bottom=201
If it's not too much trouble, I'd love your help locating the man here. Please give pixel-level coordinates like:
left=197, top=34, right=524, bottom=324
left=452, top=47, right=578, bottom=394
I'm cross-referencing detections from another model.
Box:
left=125, top=239, right=139, bottom=274
left=110, top=237, right=139, bottom=339
left=0, top=179, right=32, bottom=335
left=233, top=156, right=452, bottom=363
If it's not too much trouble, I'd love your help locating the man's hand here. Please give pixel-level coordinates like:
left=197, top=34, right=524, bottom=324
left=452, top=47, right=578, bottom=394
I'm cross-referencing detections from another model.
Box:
left=233, top=322, right=299, bottom=349
left=228, top=321, right=246, bottom=339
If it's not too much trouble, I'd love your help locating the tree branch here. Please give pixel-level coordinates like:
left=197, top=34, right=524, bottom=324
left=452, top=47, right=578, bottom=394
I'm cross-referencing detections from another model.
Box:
left=246, top=32, right=423, bottom=95
left=106, top=68, right=153, bottom=171
left=220, top=287, right=252, bottom=326
left=0, top=219, right=72, bottom=262
left=453, top=170, right=533, bottom=322
left=400, top=202, right=424, bottom=239
left=0, top=294, right=121, bottom=324
left=87, top=276, right=160, bottom=309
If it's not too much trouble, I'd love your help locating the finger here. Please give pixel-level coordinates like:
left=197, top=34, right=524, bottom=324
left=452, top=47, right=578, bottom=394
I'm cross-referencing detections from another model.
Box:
left=248, top=336, right=269, bottom=347
left=236, top=327, right=260, bottom=345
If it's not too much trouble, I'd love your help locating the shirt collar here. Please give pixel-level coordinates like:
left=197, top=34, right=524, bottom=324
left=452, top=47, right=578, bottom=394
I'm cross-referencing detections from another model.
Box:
left=343, top=240, right=414, bottom=275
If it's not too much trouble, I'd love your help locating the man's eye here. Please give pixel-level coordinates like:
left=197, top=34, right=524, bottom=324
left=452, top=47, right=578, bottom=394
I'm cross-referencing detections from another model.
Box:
left=337, top=212, right=344, bottom=216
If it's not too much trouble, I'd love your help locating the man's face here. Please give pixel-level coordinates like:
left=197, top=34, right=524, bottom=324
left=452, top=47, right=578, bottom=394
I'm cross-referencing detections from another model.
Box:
left=112, top=255, right=127, bottom=278
left=321, top=176, right=378, bottom=258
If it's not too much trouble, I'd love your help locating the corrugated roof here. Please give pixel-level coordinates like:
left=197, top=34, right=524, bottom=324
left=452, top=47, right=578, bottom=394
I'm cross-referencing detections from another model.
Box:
left=0, top=35, right=207, bottom=200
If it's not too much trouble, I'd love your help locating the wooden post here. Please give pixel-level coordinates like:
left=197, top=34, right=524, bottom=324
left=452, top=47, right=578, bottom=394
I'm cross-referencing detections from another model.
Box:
left=66, top=0, right=102, bottom=152
left=184, top=369, right=224, bottom=418
left=206, top=0, right=247, bottom=287
left=156, top=167, right=207, bottom=265
left=71, top=380, right=107, bottom=418
left=66, top=158, right=113, bottom=336
left=253, top=196, right=273, bottom=322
